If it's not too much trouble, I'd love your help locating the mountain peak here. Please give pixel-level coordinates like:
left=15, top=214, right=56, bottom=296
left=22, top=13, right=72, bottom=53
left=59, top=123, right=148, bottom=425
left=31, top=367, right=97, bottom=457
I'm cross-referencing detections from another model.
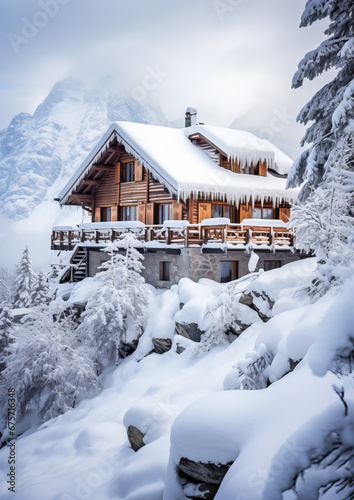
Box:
left=0, top=78, right=169, bottom=219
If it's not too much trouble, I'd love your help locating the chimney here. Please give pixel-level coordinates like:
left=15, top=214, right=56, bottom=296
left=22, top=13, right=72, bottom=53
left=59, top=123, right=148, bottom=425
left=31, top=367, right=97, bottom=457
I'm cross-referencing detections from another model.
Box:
left=185, top=107, right=197, bottom=127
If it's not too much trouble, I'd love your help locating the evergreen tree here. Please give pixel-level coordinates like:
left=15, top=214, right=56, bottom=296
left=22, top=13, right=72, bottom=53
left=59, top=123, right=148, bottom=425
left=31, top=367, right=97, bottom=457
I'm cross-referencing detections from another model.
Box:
left=287, top=0, right=354, bottom=294
left=290, top=132, right=354, bottom=294
left=30, top=271, right=53, bottom=306
left=0, top=302, right=15, bottom=373
left=13, top=246, right=36, bottom=309
left=287, top=0, right=354, bottom=199
left=80, top=233, right=149, bottom=372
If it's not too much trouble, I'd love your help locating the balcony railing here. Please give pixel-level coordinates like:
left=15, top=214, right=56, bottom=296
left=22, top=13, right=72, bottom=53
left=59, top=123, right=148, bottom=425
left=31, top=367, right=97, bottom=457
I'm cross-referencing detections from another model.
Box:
left=51, top=219, right=293, bottom=251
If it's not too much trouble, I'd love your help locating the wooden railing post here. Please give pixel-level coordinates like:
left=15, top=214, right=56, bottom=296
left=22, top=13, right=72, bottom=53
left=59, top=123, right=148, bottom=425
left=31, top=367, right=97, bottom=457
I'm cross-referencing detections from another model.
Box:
left=246, top=228, right=251, bottom=245
left=222, top=226, right=227, bottom=244
left=269, top=229, right=274, bottom=246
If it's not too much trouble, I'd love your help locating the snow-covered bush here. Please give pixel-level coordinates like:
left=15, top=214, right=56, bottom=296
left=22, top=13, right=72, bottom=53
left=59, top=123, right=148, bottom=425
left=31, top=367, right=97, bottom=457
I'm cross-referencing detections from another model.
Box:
left=224, top=344, right=273, bottom=391
left=0, top=302, right=98, bottom=435
left=79, top=233, right=149, bottom=372
left=198, top=280, right=261, bottom=353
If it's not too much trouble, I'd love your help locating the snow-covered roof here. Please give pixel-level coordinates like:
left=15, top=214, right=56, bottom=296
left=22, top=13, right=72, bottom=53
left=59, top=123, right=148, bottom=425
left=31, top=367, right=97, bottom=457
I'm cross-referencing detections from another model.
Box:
left=186, top=124, right=293, bottom=175
left=59, top=122, right=298, bottom=207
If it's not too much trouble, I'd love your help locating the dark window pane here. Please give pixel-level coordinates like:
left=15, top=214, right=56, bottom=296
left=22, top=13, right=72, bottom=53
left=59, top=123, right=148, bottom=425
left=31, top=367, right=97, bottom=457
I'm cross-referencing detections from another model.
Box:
left=263, top=260, right=281, bottom=272
left=220, top=261, right=238, bottom=282
left=160, top=261, right=170, bottom=281
left=213, top=205, right=223, bottom=218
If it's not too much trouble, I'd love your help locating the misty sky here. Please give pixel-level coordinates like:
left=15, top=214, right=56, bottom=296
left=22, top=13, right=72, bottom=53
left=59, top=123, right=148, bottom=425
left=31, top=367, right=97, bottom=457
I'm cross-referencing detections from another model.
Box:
left=0, top=0, right=330, bottom=157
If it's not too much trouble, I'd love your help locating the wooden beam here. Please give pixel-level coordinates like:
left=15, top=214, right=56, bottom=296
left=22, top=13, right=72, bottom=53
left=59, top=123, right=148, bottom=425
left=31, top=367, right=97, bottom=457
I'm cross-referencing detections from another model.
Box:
left=83, top=179, right=100, bottom=186
left=104, top=151, right=118, bottom=165
left=70, top=194, right=93, bottom=203
left=92, top=164, right=112, bottom=172
left=107, top=145, right=122, bottom=152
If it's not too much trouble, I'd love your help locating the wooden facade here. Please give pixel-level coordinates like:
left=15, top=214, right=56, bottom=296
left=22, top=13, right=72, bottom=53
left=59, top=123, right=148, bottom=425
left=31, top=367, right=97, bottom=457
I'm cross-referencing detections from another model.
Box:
left=62, top=135, right=292, bottom=227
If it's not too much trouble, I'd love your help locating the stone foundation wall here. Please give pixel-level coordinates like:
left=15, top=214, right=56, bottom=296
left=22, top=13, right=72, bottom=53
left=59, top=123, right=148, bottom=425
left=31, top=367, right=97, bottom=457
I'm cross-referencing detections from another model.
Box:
left=87, top=247, right=302, bottom=288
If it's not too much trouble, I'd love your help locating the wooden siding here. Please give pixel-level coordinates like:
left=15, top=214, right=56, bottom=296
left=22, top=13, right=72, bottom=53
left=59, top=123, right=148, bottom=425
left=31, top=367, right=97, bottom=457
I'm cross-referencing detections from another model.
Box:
left=94, top=167, right=117, bottom=206
left=119, top=181, right=147, bottom=204
left=148, top=175, right=173, bottom=202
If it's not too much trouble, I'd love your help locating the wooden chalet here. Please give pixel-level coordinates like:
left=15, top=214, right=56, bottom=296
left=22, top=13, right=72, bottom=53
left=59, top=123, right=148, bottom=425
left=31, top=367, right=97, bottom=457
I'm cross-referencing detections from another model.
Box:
left=53, top=112, right=300, bottom=286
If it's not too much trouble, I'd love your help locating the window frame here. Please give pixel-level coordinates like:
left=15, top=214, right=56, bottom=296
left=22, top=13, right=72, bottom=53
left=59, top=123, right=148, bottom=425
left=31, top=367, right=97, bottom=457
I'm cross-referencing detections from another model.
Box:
left=157, top=203, right=173, bottom=224
left=121, top=161, right=135, bottom=183
left=220, top=261, right=238, bottom=283
left=212, top=204, right=232, bottom=219
left=121, top=205, right=138, bottom=222
left=252, top=206, right=274, bottom=220
left=100, top=206, right=111, bottom=222
left=263, top=260, right=281, bottom=272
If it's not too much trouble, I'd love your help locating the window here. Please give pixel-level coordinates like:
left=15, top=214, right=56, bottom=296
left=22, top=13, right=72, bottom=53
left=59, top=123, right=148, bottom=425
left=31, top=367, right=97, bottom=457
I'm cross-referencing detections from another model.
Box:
left=121, top=205, right=138, bottom=221
left=157, top=204, right=173, bottom=224
left=213, top=205, right=231, bottom=219
left=263, top=260, right=281, bottom=272
left=159, top=261, right=170, bottom=281
left=252, top=207, right=274, bottom=219
left=101, top=207, right=111, bottom=222
left=121, top=162, right=135, bottom=182
left=220, top=261, right=238, bottom=283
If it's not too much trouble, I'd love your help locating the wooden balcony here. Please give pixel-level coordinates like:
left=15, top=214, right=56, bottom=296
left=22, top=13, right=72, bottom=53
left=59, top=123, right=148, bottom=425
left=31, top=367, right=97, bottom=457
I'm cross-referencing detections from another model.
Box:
left=51, top=220, right=293, bottom=251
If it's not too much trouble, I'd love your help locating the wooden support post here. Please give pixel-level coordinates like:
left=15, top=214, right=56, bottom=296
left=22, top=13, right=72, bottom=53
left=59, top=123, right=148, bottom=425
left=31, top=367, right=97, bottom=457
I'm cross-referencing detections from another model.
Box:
left=246, top=228, right=251, bottom=244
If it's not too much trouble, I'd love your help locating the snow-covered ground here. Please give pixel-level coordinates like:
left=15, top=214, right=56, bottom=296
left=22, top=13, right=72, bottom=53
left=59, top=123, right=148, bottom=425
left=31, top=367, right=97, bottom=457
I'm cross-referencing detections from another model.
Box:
left=0, top=258, right=353, bottom=500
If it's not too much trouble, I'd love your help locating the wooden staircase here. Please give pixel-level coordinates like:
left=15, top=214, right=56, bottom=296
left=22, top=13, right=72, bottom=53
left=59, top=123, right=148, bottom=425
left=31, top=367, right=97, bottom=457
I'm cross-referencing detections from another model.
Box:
left=70, top=247, right=87, bottom=282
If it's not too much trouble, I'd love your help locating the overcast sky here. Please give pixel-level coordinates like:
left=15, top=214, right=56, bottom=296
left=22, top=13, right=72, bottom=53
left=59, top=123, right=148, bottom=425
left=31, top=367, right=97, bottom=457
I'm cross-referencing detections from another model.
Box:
left=1, top=0, right=330, bottom=157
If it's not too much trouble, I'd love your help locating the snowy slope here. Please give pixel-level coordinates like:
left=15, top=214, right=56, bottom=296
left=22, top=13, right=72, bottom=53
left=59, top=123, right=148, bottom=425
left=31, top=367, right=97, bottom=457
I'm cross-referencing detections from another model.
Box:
left=0, top=259, right=352, bottom=500
left=0, top=76, right=169, bottom=220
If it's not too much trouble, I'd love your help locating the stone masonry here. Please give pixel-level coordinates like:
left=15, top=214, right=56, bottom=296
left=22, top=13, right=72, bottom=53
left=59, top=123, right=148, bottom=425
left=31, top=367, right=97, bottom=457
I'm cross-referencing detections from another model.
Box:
left=87, top=246, right=302, bottom=288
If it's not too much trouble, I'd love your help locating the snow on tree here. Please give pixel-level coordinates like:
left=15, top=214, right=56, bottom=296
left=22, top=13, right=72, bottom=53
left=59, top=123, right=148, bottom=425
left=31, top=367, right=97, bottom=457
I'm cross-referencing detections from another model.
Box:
left=287, top=0, right=354, bottom=296
left=0, top=301, right=99, bottom=433
left=290, top=132, right=354, bottom=295
left=13, top=246, right=36, bottom=309
left=224, top=344, right=274, bottom=391
left=0, top=302, right=15, bottom=373
left=80, top=233, right=149, bottom=372
left=198, top=280, right=261, bottom=353
left=0, top=267, right=15, bottom=303
left=287, top=0, right=354, bottom=198
left=30, top=271, right=54, bottom=306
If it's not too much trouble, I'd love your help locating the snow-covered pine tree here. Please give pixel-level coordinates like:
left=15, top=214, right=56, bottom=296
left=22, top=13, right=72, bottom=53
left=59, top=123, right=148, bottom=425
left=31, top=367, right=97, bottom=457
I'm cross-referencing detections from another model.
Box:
left=0, top=267, right=15, bottom=303
left=287, top=0, right=354, bottom=295
left=13, top=246, right=36, bottom=309
left=290, top=132, right=354, bottom=295
left=30, top=271, right=53, bottom=306
left=120, top=232, right=149, bottom=357
left=0, top=302, right=98, bottom=433
left=80, top=233, right=149, bottom=372
left=0, top=302, right=15, bottom=373
left=287, top=0, right=354, bottom=198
